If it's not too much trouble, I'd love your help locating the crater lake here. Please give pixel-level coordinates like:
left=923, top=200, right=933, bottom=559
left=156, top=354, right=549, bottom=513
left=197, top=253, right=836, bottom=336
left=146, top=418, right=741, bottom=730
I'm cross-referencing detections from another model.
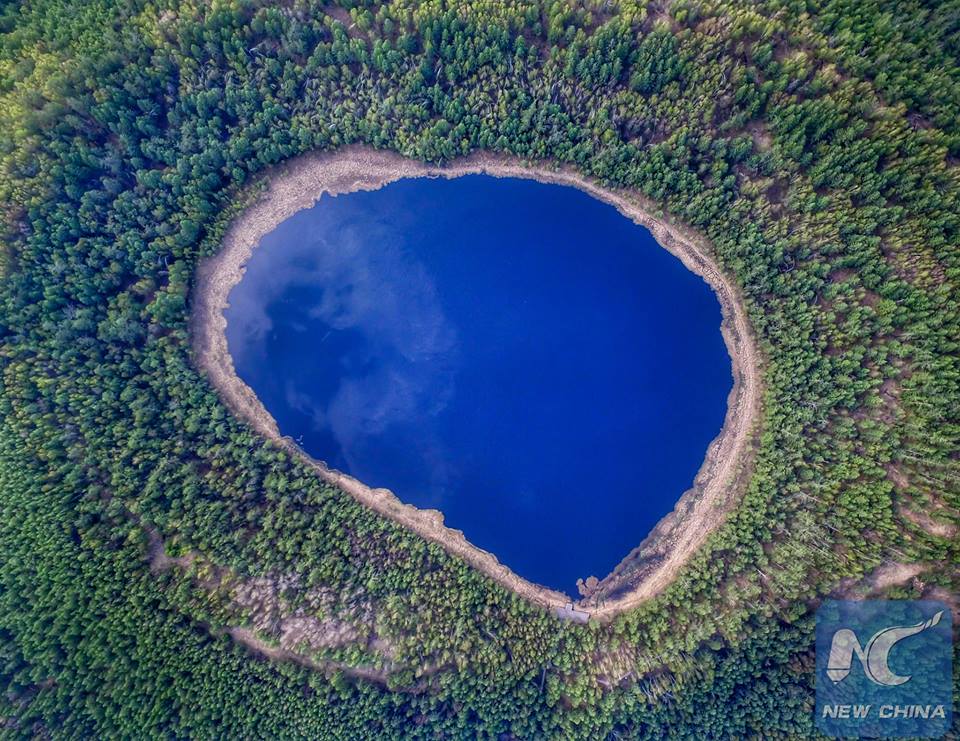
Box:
left=224, top=175, right=732, bottom=596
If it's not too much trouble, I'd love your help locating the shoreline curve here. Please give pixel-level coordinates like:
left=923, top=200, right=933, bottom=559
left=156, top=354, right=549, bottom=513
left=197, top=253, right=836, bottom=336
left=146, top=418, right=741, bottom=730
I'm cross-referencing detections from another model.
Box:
left=190, top=145, right=763, bottom=621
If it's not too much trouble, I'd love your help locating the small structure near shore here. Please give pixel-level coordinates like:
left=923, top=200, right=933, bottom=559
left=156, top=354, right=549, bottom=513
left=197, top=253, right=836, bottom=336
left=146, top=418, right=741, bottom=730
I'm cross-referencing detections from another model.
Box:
left=555, top=603, right=590, bottom=623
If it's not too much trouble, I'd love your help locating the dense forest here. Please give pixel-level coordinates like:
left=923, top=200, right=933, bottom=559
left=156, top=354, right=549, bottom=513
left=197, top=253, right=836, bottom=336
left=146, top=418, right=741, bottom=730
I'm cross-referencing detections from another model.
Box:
left=0, top=0, right=958, bottom=737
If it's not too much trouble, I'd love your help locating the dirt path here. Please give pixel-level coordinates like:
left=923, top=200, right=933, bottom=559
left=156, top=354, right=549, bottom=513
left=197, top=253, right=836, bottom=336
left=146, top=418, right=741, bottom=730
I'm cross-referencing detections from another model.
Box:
left=190, top=146, right=763, bottom=621
left=226, top=627, right=389, bottom=685
left=146, top=524, right=391, bottom=683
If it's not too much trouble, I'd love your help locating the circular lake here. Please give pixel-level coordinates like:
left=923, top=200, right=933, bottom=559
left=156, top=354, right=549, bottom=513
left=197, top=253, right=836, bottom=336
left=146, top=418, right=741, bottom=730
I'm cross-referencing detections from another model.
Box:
left=224, top=175, right=732, bottom=596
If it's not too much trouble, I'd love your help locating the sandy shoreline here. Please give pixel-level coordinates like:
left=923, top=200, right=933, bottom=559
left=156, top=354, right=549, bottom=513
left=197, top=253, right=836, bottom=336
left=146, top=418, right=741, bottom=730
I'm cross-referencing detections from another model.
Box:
left=190, top=145, right=762, bottom=620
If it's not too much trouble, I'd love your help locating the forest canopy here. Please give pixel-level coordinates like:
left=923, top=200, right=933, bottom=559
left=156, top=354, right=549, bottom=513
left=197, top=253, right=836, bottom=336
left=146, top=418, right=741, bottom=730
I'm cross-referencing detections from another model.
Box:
left=0, top=0, right=957, bottom=737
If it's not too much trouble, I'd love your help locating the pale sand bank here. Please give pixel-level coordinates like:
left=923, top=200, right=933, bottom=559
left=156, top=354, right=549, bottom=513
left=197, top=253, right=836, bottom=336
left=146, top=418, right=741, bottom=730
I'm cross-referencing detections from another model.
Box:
left=191, top=146, right=763, bottom=620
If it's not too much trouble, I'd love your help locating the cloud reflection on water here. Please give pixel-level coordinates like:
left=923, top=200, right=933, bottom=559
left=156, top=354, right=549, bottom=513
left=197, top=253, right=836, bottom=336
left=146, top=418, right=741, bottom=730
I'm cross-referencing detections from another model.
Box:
left=230, top=215, right=461, bottom=503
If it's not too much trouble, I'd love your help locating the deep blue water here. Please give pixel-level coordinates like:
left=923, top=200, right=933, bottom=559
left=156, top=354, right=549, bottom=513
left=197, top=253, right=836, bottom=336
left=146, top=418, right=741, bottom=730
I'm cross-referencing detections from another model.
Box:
left=225, top=175, right=731, bottom=596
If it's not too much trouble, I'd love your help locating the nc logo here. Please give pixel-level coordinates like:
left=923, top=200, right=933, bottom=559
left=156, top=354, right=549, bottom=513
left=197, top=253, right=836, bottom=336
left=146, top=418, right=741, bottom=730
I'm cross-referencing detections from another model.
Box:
left=826, top=610, right=944, bottom=686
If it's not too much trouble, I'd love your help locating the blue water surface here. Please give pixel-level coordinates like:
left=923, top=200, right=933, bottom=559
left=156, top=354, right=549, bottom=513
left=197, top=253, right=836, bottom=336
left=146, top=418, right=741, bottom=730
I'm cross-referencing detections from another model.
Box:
left=225, top=175, right=731, bottom=596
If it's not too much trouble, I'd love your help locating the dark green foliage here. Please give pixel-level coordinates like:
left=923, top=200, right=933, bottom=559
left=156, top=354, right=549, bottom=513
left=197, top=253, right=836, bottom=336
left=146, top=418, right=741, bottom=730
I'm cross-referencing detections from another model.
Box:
left=0, top=0, right=958, bottom=737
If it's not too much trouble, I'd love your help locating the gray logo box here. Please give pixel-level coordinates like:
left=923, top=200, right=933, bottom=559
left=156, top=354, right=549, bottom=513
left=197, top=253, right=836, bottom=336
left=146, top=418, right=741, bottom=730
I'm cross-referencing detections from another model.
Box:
left=816, top=600, right=952, bottom=737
